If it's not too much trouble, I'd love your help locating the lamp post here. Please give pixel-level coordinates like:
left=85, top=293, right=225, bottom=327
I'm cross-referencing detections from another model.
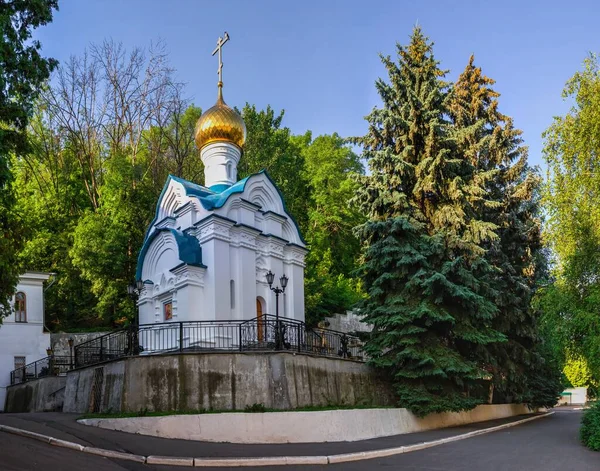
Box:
left=265, top=270, right=288, bottom=350
left=127, top=279, right=145, bottom=326
left=68, top=337, right=74, bottom=370
left=127, top=279, right=145, bottom=355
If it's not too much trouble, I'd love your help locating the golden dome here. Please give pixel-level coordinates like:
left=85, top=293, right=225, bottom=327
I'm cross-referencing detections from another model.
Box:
left=195, top=84, right=246, bottom=150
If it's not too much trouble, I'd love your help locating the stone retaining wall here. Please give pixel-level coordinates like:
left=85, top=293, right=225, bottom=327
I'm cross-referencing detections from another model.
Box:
left=63, top=352, right=395, bottom=414
left=4, top=376, right=66, bottom=412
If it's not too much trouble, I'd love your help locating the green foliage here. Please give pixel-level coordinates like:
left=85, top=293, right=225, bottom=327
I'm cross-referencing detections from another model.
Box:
left=581, top=401, right=600, bottom=451
left=0, top=0, right=58, bottom=313
left=541, top=53, right=600, bottom=377
left=521, top=336, right=563, bottom=409
left=295, top=132, right=365, bottom=325
left=449, top=55, right=553, bottom=405
left=354, top=28, right=506, bottom=416
left=564, top=354, right=597, bottom=388
left=244, top=403, right=267, bottom=413
left=70, top=152, right=157, bottom=322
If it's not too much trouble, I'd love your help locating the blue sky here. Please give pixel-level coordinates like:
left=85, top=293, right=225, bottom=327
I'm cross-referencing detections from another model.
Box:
left=34, top=0, right=600, bottom=169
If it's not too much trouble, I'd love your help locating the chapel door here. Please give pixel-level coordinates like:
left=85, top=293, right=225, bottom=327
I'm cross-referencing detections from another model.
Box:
left=256, top=298, right=264, bottom=342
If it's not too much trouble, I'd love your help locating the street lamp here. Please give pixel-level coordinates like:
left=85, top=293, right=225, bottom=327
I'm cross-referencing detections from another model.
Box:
left=265, top=270, right=288, bottom=350
left=128, top=279, right=147, bottom=326
left=127, top=279, right=144, bottom=297
left=127, top=279, right=148, bottom=356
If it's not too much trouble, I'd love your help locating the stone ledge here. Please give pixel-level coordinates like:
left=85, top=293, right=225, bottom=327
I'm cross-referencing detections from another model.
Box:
left=79, top=403, right=540, bottom=444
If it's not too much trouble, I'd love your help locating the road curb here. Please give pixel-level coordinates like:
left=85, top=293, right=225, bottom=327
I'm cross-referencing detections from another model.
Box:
left=0, top=411, right=554, bottom=466
left=324, top=412, right=554, bottom=464
left=83, top=446, right=146, bottom=463
left=146, top=455, right=195, bottom=466
left=0, top=424, right=51, bottom=444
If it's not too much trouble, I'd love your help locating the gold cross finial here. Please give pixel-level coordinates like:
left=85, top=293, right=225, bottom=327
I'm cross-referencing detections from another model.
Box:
left=212, top=32, right=230, bottom=87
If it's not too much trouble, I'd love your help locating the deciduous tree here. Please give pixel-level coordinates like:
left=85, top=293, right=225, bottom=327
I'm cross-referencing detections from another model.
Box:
left=0, top=0, right=58, bottom=313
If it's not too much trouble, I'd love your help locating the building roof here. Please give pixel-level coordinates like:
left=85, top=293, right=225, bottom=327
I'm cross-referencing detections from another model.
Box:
left=136, top=171, right=305, bottom=281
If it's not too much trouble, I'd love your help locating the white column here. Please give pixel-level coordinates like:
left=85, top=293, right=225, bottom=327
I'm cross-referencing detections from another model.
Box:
left=231, top=225, right=261, bottom=320
left=192, top=216, right=234, bottom=321
left=170, top=264, right=206, bottom=322
left=284, top=245, right=308, bottom=322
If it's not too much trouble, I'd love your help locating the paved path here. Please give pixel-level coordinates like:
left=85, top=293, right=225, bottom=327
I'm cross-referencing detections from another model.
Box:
left=0, top=409, right=596, bottom=470
left=297, top=409, right=598, bottom=471
left=0, top=412, right=540, bottom=458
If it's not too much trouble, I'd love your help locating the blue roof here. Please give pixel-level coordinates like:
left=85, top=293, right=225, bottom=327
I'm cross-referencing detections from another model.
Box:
left=137, top=170, right=306, bottom=280
left=156, top=174, right=252, bottom=219
left=136, top=228, right=203, bottom=280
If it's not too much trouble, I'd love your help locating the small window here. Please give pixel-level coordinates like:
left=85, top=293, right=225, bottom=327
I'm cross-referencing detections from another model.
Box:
left=227, top=162, right=233, bottom=180
left=164, top=301, right=173, bottom=321
left=230, top=280, right=235, bottom=309
left=15, top=292, right=26, bottom=323
left=14, top=356, right=26, bottom=370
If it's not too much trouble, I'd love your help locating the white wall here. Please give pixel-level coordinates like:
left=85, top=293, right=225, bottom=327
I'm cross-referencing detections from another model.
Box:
left=0, top=272, right=51, bottom=411
left=80, top=404, right=535, bottom=444
left=557, top=387, right=587, bottom=406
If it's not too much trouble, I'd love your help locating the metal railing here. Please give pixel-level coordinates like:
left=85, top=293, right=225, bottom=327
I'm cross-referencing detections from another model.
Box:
left=10, top=355, right=72, bottom=385
left=240, top=315, right=364, bottom=359
left=74, top=315, right=365, bottom=369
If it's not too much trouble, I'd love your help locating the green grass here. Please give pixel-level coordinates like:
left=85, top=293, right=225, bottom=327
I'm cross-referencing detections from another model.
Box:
left=78, top=403, right=394, bottom=420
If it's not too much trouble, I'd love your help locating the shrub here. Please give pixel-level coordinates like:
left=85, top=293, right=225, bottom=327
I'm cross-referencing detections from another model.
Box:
left=580, top=402, right=600, bottom=451
left=244, top=403, right=266, bottom=413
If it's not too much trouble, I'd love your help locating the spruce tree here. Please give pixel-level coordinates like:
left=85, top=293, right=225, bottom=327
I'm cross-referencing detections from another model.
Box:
left=448, top=57, right=556, bottom=403
left=354, top=28, right=503, bottom=416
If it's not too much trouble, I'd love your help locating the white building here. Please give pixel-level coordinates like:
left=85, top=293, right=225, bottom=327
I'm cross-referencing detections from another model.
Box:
left=136, top=78, right=307, bottom=328
left=0, top=272, right=51, bottom=411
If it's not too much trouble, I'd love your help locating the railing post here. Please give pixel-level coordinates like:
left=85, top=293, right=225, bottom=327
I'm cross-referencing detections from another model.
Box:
left=179, top=322, right=184, bottom=353
left=34, top=362, right=37, bottom=380
left=238, top=323, right=242, bottom=352
left=297, top=324, right=301, bottom=353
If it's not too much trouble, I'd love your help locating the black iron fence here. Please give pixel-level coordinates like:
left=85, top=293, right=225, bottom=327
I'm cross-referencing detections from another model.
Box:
left=240, top=315, right=365, bottom=359
left=74, top=314, right=365, bottom=369
left=10, top=355, right=72, bottom=385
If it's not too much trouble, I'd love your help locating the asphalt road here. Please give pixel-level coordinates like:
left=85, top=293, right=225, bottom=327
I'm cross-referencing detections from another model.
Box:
left=0, top=410, right=596, bottom=471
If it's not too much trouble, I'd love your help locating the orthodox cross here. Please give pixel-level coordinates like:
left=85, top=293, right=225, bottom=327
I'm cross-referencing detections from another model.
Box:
left=212, top=32, right=230, bottom=84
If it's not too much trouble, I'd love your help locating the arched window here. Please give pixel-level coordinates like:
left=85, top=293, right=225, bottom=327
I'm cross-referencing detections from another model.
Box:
left=15, top=292, right=26, bottom=323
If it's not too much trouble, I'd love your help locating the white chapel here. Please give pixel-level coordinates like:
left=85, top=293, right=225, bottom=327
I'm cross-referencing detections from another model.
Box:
left=136, top=34, right=307, bottom=326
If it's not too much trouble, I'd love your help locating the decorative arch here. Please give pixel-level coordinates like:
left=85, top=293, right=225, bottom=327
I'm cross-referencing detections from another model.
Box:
left=281, top=221, right=296, bottom=243
left=141, top=232, right=179, bottom=281
left=246, top=185, right=281, bottom=214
